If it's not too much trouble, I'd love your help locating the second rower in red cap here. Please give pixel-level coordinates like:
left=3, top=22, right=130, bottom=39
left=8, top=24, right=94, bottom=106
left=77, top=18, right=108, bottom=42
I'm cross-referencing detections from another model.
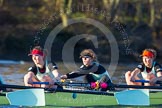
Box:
left=24, top=46, right=60, bottom=88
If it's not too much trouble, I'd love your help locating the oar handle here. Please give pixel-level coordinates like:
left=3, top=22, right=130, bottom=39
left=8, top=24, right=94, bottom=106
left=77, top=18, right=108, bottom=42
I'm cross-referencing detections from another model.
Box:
left=135, top=80, right=162, bottom=84
left=29, top=82, right=49, bottom=85
left=135, top=80, right=149, bottom=83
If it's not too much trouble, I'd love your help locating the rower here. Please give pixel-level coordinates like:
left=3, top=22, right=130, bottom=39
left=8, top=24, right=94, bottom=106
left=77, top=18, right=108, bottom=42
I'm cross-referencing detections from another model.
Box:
left=61, top=49, right=114, bottom=91
left=125, top=48, right=162, bottom=88
left=24, top=46, right=61, bottom=89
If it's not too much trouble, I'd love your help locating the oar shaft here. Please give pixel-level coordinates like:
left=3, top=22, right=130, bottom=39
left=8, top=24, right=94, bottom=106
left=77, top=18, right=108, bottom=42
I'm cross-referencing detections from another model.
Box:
left=112, top=84, right=162, bottom=89
left=0, top=84, right=38, bottom=89
left=0, top=84, right=114, bottom=96
left=135, top=80, right=149, bottom=83
left=55, top=82, right=162, bottom=89
left=30, top=82, right=49, bottom=85
left=135, top=80, right=162, bottom=84
left=2, top=82, right=162, bottom=90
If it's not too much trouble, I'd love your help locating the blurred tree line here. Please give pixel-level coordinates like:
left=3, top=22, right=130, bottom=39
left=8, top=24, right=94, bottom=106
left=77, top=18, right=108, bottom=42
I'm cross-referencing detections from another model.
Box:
left=0, top=0, right=162, bottom=63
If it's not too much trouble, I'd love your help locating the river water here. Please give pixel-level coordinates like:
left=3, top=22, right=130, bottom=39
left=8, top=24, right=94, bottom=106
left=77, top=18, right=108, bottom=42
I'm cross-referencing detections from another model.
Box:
left=0, top=60, right=28, bottom=85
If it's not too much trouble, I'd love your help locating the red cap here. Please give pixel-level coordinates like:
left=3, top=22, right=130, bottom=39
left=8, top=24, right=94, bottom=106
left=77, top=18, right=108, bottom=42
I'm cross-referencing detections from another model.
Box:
left=28, top=49, right=44, bottom=56
left=141, top=50, right=154, bottom=58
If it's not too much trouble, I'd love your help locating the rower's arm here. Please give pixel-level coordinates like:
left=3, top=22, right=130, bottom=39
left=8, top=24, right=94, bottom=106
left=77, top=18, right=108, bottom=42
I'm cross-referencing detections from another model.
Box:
left=60, top=71, right=84, bottom=79
left=52, top=69, right=60, bottom=79
left=148, top=71, right=162, bottom=85
left=48, top=63, right=60, bottom=80
left=66, top=71, right=84, bottom=78
left=153, top=63, right=162, bottom=82
left=130, top=68, right=141, bottom=81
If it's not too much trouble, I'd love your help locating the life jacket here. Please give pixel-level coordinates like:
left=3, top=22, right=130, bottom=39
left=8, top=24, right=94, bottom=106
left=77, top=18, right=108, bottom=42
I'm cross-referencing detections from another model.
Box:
left=141, top=62, right=157, bottom=79
left=36, top=60, right=55, bottom=81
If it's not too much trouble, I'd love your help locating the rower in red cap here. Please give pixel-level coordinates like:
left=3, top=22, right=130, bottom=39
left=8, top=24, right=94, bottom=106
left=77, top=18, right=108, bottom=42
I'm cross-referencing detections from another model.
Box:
left=125, top=48, right=162, bottom=87
left=24, top=46, right=60, bottom=88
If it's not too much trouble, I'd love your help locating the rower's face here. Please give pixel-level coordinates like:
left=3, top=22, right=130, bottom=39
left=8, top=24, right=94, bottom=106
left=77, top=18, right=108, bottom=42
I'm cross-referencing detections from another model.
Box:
left=82, top=57, right=92, bottom=66
left=142, top=56, right=154, bottom=67
left=32, top=55, right=44, bottom=65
